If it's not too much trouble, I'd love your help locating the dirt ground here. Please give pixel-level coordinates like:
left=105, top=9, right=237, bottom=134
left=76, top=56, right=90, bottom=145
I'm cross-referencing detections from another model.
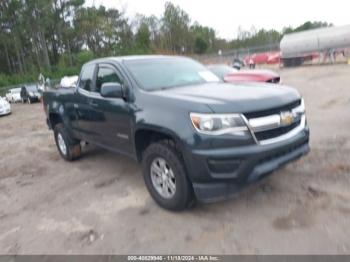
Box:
left=0, top=64, right=350, bottom=255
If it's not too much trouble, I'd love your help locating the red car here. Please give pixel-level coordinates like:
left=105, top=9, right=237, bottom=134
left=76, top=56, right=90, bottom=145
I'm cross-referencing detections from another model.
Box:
left=207, top=64, right=281, bottom=84
left=244, top=51, right=282, bottom=67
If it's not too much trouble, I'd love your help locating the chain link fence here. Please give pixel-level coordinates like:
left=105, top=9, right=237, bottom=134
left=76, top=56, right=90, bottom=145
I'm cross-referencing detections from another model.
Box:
left=193, top=43, right=280, bottom=65
left=194, top=43, right=350, bottom=67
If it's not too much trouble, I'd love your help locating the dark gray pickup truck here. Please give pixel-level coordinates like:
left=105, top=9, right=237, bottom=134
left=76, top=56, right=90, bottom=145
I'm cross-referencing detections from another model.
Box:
left=43, top=55, right=309, bottom=210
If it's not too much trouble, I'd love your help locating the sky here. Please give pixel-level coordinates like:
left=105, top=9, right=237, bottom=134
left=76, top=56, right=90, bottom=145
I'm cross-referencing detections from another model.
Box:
left=84, top=0, right=349, bottom=40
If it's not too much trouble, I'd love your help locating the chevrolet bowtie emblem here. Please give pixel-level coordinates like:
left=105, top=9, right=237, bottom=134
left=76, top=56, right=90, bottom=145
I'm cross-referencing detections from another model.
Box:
left=280, top=111, right=294, bottom=126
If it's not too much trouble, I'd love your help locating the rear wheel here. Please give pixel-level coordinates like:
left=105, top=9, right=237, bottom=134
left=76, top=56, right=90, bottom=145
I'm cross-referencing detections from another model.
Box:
left=54, top=123, right=81, bottom=161
left=142, top=141, right=194, bottom=211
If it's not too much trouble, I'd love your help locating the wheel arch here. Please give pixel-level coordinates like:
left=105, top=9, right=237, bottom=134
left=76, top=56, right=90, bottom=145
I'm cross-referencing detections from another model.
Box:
left=134, top=126, right=185, bottom=162
left=48, top=112, right=63, bottom=130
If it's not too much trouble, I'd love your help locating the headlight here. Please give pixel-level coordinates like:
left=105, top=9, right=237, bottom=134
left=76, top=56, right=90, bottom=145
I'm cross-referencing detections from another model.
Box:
left=190, top=113, right=248, bottom=135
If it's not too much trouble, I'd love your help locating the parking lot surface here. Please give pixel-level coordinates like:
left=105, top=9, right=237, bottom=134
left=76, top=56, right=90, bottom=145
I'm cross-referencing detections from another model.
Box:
left=0, top=64, right=350, bottom=254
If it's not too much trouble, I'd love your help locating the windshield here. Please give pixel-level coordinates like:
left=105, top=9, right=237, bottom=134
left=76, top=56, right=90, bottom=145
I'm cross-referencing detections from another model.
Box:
left=124, top=57, right=220, bottom=91
left=207, top=65, right=237, bottom=80
left=26, top=85, right=38, bottom=92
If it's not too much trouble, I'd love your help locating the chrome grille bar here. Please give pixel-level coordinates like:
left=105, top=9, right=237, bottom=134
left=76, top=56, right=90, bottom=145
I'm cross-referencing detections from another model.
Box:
left=258, top=115, right=306, bottom=145
left=244, top=99, right=306, bottom=145
left=249, top=114, right=281, bottom=132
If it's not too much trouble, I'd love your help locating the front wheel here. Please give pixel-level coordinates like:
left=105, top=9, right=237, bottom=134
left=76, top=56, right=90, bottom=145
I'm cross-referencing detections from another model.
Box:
left=142, top=141, right=194, bottom=211
left=54, top=123, right=81, bottom=161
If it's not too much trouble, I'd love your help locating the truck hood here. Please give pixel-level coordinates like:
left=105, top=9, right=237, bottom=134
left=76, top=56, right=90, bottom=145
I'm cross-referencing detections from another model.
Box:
left=152, top=82, right=300, bottom=113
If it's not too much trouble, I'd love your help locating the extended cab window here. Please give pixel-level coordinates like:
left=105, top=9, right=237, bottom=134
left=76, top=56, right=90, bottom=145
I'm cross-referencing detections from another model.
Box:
left=79, top=64, right=95, bottom=91
left=95, top=66, right=122, bottom=93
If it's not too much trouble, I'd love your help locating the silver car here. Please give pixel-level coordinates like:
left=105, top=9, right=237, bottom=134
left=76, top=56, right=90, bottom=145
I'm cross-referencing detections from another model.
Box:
left=5, top=88, right=21, bottom=103
left=0, top=97, right=11, bottom=116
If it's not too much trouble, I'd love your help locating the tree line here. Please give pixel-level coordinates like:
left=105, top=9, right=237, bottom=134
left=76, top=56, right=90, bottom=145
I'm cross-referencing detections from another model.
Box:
left=0, top=0, right=331, bottom=87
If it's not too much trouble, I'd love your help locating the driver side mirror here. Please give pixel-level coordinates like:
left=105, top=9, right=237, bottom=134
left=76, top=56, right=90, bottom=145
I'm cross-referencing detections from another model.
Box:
left=100, top=82, right=123, bottom=98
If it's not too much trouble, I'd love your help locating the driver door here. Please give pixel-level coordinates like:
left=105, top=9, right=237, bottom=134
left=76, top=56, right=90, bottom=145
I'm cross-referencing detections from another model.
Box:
left=87, top=63, right=133, bottom=155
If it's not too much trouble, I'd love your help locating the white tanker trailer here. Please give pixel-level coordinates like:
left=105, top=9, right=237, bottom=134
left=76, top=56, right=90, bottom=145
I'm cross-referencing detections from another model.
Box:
left=280, top=24, right=350, bottom=66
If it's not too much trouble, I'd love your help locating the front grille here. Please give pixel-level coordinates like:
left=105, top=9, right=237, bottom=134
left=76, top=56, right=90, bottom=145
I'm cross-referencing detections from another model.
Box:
left=244, top=100, right=305, bottom=144
left=254, top=120, right=301, bottom=141
left=244, top=99, right=301, bottom=119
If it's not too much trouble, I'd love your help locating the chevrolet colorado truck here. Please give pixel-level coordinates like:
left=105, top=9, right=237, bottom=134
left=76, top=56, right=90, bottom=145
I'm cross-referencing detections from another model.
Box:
left=43, top=55, right=310, bottom=211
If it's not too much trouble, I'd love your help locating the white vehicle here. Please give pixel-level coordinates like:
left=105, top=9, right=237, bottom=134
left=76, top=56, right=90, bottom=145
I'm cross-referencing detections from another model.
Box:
left=5, top=88, right=22, bottom=103
left=38, top=73, right=45, bottom=92
left=60, top=75, right=78, bottom=88
left=0, top=97, right=11, bottom=116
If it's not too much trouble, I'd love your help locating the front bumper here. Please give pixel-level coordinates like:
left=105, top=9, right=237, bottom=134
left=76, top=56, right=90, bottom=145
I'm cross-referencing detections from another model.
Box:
left=184, top=127, right=309, bottom=202
left=0, top=108, right=11, bottom=116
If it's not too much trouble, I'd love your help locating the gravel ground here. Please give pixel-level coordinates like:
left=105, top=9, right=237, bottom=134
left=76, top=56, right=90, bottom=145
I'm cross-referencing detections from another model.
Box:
left=0, top=64, right=349, bottom=254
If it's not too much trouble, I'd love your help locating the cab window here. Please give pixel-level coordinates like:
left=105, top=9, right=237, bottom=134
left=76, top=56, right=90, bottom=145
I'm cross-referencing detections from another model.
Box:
left=95, top=66, right=122, bottom=93
left=78, top=64, right=95, bottom=91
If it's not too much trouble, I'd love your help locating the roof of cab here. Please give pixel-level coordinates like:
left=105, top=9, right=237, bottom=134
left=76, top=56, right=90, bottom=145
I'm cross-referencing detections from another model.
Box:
left=85, top=55, right=187, bottom=65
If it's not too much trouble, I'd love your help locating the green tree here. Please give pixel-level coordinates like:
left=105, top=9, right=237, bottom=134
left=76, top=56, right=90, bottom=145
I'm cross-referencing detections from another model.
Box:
left=74, top=6, right=133, bottom=56
left=194, top=36, right=208, bottom=54
left=190, top=22, right=216, bottom=53
left=135, top=23, right=151, bottom=51
left=162, top=2, right=191, bottom=53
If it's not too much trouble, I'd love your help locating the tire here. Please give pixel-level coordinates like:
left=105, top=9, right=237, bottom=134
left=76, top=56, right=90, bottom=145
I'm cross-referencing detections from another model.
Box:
left=142, top=140, right=194, bottom=211
left=54, top=123, right=81, bottom=161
